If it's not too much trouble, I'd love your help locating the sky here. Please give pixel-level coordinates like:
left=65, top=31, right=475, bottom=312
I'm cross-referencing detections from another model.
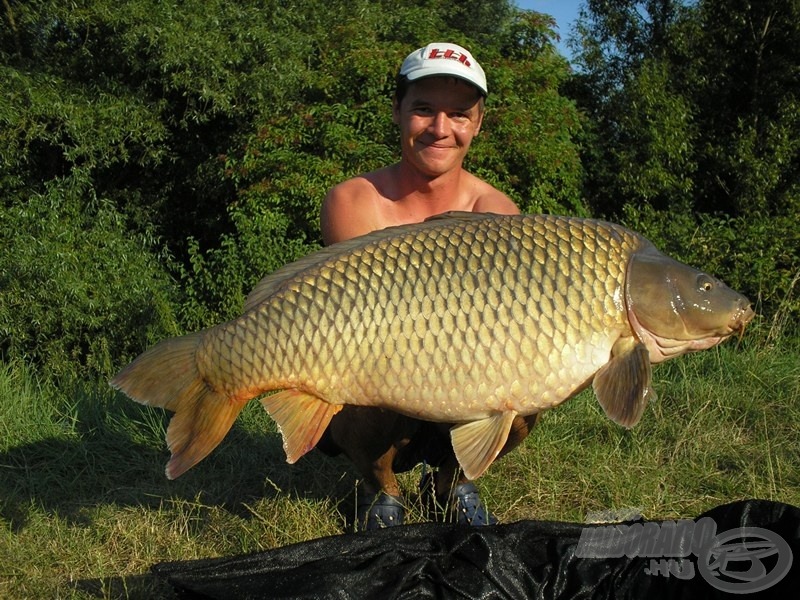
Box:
left=514, top=0, right=584, bottom=60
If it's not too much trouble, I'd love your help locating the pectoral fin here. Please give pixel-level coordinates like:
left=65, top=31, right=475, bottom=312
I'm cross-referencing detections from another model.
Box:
left=260, top=390, right=342, bottom=463
left=450, top=411, right=517, bottom=480
left=593, top=338, right=655, bottom=428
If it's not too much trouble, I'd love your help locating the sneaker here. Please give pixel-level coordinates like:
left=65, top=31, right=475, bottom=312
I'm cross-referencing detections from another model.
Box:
left=356, top=491, right=405, bottom=530
left=419, top=471, right=498, bottom=526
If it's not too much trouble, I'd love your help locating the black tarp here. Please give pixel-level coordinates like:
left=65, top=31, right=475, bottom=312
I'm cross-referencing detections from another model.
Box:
left=154, top=499, right=799, bottom=599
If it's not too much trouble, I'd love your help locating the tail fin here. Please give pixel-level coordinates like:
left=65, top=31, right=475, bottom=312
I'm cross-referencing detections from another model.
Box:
left=110, top=332, right=243, bottom=479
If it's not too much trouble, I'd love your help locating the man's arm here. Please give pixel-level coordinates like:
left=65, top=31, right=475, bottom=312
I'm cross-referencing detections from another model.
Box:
left=320, top=179, right=381, bottom=245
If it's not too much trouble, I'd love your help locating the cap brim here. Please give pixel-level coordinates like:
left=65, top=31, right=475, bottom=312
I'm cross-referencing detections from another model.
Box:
left=403, top=67, right=487, bottom=96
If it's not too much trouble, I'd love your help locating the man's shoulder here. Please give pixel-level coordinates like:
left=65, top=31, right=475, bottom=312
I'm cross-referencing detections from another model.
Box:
left=321, top=171, right=393, bottom=244
left=326, top=176, right=376, bottom=202
left=325, top=167, right=394, bottom=205
left=467, top=174, right=520, bottom=215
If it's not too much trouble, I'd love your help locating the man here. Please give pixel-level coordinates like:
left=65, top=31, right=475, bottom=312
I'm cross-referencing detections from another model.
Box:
left=318, top=42, right=538, bottom=530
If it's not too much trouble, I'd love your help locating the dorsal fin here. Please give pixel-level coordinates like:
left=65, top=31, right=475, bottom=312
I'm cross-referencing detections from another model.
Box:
left=243, top=232, right=399, bottom=312
left=243, top=213, right=504, bottom=312
left=244, top=246, right=350, bottom=312
left=424, top=210, right=499, bottom=223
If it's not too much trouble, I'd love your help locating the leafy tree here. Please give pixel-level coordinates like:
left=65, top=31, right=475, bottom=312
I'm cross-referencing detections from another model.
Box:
left=571, top=0, right=800, bottom=219
left=569, top=0, right=695, bottom=214
left=1, top=0, right=586, bottom=375
left=180, top=3, right=586, bottom=324
left=688, top=0, right=800, bottom=217
left=0, top=183, right=179, bottom=380
left=568, top=0, right=799, bottom=328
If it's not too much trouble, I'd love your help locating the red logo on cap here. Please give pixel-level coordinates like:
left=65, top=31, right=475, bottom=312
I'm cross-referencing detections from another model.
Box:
left=427, top=48, right=471, bottom=68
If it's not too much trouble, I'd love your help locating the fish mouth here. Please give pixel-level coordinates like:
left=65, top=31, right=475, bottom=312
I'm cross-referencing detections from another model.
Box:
left=682, top=302, right=755, bottom=348
left=687, top=302, right=755, bottom=346
left=729, top=304, right=756, bottom=341
left=629, top=302, right=756, bottom=364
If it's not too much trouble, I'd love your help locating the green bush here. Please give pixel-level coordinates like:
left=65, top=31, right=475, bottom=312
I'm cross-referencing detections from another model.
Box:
left=0, top=183, right=180, bottom=381
left=2, top=0, right=796, bottom=384
left=178, top=7, right=587, bottom=326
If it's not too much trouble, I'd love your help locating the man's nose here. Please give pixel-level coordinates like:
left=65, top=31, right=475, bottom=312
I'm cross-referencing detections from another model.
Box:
left=430, top=111, right=450, bottom=137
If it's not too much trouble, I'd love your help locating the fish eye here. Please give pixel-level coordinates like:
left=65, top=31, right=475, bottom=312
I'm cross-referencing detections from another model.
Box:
left=697, top=275, right=715, bottom=292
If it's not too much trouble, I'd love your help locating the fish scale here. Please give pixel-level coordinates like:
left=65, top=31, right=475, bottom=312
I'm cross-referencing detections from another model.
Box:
left=200, top=215, right=635, bottom=418
left=112, top=212, right=754, bottom=480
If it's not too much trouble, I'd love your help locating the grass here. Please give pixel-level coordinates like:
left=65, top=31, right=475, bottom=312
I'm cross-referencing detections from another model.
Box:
left=1, top=330, right=798, bottom=598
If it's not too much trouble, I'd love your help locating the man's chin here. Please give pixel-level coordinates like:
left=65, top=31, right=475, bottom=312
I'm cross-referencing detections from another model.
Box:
left=412, top=151, right=463, bottom=176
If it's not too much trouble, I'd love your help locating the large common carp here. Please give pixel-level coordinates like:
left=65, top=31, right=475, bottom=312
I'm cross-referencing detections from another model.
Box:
left=111, top=213, right=754, bottom=481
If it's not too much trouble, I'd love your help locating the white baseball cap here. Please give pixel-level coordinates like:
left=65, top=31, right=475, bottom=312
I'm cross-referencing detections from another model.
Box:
left=399, top=42, right=488, bottom=96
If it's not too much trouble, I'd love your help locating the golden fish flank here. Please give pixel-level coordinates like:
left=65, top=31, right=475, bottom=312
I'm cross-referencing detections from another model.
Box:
left=111, top=213, right=754, bottom=481
left=245, top=217, right=626, bottom=413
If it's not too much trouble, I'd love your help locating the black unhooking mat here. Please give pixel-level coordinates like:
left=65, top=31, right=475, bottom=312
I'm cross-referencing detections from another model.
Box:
left=153, top=499, right=799, bottom=599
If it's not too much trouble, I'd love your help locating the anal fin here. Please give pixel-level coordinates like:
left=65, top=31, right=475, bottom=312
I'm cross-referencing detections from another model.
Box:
left=260, top=390, right=342, bottom=463
left=450, top=411, right=517, bottom=480
left=593, top=338, right=655, bottom=428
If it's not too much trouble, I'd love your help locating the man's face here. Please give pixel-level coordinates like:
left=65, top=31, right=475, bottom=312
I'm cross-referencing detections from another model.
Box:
left=393, top=77, right=485, bottom=178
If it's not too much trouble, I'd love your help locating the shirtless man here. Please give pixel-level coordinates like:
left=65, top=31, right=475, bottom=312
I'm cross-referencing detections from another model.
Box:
left=319, top=42, right=538, bottom=530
